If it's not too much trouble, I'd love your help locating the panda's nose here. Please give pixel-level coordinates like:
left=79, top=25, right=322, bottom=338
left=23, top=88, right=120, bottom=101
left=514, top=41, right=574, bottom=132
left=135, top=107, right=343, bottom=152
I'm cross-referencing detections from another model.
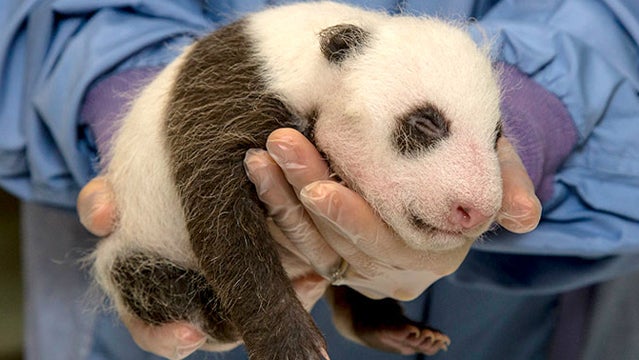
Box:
left=448, top=203, right=493, bottom=231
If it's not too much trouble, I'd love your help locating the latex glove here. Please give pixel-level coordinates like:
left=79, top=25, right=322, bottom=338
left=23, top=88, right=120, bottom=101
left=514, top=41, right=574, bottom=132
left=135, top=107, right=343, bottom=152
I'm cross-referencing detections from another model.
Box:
left=77, top=176, right=116, bottom=237
left=242, top=128, right=542, bottom=300
left=494, top=136, right=543, bottom=233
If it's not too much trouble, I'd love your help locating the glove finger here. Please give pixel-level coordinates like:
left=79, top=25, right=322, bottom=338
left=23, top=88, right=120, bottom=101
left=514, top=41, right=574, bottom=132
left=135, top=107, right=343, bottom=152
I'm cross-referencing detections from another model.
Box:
left=77, top=176, right=117, bottom=237
left=265, top=128, right=332, bottom=195
left=121, top=314, right=206, bottom=360
left=496, top=137, right=542, bottom=233
left=244, top=148, right=340, bottom=275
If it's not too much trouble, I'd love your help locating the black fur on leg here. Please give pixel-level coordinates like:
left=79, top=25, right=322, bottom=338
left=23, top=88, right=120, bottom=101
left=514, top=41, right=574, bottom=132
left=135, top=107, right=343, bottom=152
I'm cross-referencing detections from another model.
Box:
left=110, top=253, right=239, bottom=342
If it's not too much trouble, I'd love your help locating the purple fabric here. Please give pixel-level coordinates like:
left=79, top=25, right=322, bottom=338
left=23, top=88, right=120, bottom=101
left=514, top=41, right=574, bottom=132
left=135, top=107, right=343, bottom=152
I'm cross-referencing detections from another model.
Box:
left=80, top=67, right=162, bottom=160
left=498, top=62, right=578, bottom=203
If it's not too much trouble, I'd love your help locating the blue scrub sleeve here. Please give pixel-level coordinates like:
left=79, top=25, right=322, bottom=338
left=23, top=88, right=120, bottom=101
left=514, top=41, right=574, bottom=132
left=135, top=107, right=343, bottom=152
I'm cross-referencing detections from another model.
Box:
left=0, top=0, right=212, bottom=207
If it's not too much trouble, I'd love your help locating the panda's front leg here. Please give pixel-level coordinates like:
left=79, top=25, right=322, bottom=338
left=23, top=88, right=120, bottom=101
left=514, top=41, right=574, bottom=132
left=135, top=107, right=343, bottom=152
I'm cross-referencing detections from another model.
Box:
left=326, top=286, right=450, bottom=356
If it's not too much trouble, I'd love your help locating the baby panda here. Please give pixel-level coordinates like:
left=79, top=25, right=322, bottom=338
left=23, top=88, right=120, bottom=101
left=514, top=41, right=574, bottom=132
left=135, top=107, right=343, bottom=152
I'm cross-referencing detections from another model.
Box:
left=91, top=2, right=503, bottom=359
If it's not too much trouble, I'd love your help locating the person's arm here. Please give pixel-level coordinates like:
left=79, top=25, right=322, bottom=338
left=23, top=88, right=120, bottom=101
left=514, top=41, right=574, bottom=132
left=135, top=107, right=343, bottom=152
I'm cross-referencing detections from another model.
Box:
left=0, top=0, right=209, bottom=207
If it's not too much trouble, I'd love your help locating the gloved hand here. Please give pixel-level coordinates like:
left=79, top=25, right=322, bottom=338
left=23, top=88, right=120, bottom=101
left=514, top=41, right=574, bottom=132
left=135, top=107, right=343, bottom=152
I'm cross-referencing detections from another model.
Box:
left=243, top=129, right=541, bottom=300
left=77, top=128, right=540, bottom=358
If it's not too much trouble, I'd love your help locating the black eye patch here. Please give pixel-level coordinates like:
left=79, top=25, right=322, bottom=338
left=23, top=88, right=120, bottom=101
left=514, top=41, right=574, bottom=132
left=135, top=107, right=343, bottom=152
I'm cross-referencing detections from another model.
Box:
left=393, top=104, right=450, bottom=156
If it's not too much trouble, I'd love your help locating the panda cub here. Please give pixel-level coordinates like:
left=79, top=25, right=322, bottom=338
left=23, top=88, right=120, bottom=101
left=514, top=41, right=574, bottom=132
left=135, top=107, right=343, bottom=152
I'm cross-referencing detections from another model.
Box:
left=91, top=2, right=503, bottom=359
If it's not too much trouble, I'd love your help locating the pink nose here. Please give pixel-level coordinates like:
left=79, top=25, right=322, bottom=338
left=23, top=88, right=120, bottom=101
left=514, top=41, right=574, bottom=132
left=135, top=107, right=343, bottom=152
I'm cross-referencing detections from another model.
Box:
left=449, top=204, right=492, bottom=230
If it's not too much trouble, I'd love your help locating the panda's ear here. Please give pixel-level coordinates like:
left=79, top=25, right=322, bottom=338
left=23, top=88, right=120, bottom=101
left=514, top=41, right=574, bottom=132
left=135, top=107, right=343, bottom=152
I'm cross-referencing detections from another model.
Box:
left=319, top=24, right=369, bottom=63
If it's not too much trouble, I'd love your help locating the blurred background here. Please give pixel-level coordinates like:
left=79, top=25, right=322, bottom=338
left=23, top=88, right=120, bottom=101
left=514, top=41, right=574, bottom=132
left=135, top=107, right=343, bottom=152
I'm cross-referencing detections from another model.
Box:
left=0, top=189, right=23, bottom=360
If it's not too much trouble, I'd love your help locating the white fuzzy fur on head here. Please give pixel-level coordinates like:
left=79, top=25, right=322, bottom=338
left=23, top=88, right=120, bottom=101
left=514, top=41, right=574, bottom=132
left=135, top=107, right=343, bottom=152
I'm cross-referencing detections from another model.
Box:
left=249, top=2, right=503, bottom=251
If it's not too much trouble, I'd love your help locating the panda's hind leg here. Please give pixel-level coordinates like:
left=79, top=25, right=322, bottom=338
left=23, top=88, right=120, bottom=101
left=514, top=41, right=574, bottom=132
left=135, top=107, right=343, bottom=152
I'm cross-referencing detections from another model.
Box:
left=327, top=286, right=450, bottom=356
left=109, top=253, right=239, bottom=344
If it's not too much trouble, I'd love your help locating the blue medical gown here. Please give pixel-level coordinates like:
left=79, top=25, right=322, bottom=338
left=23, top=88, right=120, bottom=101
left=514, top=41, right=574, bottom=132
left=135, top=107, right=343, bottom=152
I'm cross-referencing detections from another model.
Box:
left=2, top=0, right=639, bottom=359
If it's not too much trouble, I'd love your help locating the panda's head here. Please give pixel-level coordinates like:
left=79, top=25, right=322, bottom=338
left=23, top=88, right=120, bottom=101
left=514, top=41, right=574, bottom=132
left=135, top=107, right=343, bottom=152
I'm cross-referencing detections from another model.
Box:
left=314, top=18, right=503, bottom=252
left=251, top=4, right=503, bottom=251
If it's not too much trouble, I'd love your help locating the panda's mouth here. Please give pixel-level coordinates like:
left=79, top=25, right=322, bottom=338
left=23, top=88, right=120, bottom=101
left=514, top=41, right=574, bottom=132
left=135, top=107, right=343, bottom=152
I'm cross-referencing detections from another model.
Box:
left=402, top=208, right=478, bottom=251
left=409, top=212, right=464, bottom=237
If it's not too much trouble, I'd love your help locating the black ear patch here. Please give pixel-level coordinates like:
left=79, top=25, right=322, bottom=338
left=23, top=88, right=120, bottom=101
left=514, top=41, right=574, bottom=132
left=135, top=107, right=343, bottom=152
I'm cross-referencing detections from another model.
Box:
left=319, top=24, right=369, bottom=63
left=394, top=104, right=450, bottom=156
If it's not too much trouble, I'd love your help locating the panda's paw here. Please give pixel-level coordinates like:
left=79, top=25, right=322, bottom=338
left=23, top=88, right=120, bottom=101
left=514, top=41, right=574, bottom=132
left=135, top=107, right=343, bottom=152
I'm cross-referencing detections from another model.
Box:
left=357, top=321, right=450, bottom=356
